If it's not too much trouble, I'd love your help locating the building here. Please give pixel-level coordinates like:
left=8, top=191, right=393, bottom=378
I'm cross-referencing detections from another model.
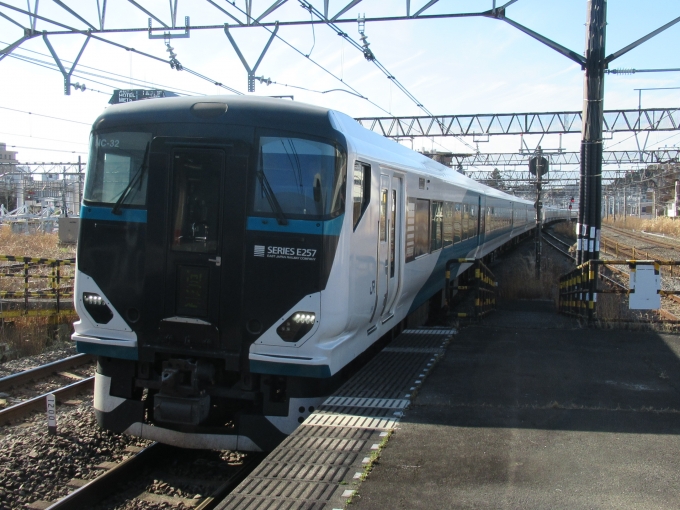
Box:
left=0, top=142, right=18, bottom=164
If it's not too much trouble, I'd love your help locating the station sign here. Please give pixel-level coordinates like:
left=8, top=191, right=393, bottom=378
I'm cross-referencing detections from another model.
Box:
left=109, top=89, right=179, bottom=104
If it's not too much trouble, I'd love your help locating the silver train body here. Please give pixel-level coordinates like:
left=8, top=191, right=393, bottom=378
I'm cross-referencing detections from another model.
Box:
left=72, top=97, right=569, bottom=451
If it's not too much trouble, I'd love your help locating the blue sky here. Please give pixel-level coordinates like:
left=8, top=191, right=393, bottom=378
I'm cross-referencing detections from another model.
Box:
left=0, top=0, right=677, bottom=163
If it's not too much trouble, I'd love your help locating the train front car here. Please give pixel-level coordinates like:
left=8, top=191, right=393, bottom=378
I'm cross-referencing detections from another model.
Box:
left=73, top=97, right=348, bottom=451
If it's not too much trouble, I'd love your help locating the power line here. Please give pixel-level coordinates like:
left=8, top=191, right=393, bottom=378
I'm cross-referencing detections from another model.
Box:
left=298, top=1, right=477, bottom=152
left=1, top=42, right=208, bottom=97
left=223, top=2, right=393, bottom=116
left=0, top=131, right=88, bottom=146
left=3, top=144, right=87, bottom=155
left=0, top=106, right=91, bottom=126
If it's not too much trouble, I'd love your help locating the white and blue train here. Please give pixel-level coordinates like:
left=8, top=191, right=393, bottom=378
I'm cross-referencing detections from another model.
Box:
left=72, top=96, right=568, bottom=451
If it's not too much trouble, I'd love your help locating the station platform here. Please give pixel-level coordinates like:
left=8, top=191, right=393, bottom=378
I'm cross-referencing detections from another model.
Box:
left=219, top=299, right=680, bottom=509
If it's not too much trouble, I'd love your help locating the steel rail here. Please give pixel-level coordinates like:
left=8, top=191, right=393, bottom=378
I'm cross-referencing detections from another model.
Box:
left=542, top=235, right=574, bottom=260
left=0, top=353, right=93, bottom=392
left=598, top=261, right=680, bottom=321
left=45, top=443, right=264, bottom=510
left=604, top=225, right=680, bottom=250
left=0, top=376, right=93, bottom=424
left=195, top=453, right=267, bottom=510
left=45, top=443, right=166, bottom=510
left=543, top=230, right=574, bottom=249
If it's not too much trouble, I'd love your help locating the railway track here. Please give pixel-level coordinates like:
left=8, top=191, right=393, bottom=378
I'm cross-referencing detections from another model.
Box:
left=0, top=353, right=95, bottom=424
left=38, top=443, right=263, bottom=510
left=598, top=226, right=680, bottom=321
left=601, top=225, right=680, bottom=267
left=542, top=230, right=574, bottom=260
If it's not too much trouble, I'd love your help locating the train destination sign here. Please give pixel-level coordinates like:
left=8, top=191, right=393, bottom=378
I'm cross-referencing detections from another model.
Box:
left=109, top=89, right=178, bottom=104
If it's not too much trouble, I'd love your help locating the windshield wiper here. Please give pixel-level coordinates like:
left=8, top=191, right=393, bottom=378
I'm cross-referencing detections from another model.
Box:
left=111, top=142, right=150, bottom=216
left=257, top=149, right=288, bottom=226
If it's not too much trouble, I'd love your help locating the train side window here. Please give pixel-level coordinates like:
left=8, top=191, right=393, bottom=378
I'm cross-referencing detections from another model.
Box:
left=406, top=198, right=416, bottom=262
left=379, top=183, right=388, bottom=242
left=470, top=205, right=477, bottom=237
left=390, top=189, right=396, bottom=277
left=462, top=204, right=469, bottom=240
left=353, top=162, right=371, bottom=230
left=453, top=203, right=462, bottom=243
left=406, top=197, right=430, bottom=262
left=414, top=198, right=430, bottom=258
left=443, top=202, right=453, bottom=247
left=430, top=201, right=443, bottom=251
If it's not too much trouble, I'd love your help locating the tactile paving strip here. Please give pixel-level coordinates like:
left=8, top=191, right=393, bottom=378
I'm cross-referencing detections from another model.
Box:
left=216, top=328, right=455, bottom=510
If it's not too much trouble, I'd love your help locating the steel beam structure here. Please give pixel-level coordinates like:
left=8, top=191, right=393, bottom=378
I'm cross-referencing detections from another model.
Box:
left=449, top=149, right=680, bottom=167
left=356, top=108, right=679, bottom=138
left=5, top=149, right=677, bottom=173
left=463, top=169, right=648, bottom=187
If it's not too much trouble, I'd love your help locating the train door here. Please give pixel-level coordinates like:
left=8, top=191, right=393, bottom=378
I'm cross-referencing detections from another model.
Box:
left=161, top=148, right=225, bottom=343
left=376, top=172, right=403, bottom=322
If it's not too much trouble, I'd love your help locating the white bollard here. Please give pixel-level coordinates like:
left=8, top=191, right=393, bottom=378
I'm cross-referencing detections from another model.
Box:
left=46, top=393, right=57, bottom=435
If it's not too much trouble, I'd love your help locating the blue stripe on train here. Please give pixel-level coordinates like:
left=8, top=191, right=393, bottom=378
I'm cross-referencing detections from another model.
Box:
left=246, top=214, right=344, bottom=236
left=250, top=359, right=332, bottom=378
left=76, top=341, right=139, bottom=360
left=81, top=205, right=148, bottom=223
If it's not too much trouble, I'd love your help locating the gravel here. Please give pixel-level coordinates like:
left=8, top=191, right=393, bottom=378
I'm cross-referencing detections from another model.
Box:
left=0, top=395, right=150, bottom=509
left=0, top=345, right=149, bottom=508
left=0, top=344, right=77, bottom=379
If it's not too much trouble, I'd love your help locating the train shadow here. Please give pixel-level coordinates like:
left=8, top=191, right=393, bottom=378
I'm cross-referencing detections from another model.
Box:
left=412, top=299, right=680, bottom=435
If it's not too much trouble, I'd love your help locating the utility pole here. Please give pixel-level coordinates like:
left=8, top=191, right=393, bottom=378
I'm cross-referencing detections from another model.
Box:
left=61, top=166, right=68, bottom=217
left=577, top=0, right=606, bottom=265
left=535, top=146, right=544, bottom=279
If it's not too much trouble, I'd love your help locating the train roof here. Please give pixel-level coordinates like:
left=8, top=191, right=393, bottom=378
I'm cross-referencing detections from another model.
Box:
left=94, top=95, right=333, bottom=134
left=329, top=110, right=532, bottom=205
left=94, top=95, right=531, bottom=205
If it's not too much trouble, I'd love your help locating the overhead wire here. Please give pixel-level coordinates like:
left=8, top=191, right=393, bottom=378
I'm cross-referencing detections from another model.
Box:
left=9, top=52, right=166, bottom=96
left=0, top=131, right=88, bottom=145
left=2, top=144, right=87, bottom=154
left=297, top=0, right=477, bottom=153
left=222, top=1, right=393, bottom=117
left=0, top=106, right=91, bottom=125
left=222, top=1, right=472, bottom=159
left=0, top=42, right=215, bottom=97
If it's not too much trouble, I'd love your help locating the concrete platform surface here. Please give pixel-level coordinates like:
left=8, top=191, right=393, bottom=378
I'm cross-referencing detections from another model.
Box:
left=351, top=301, right=680, bottom=509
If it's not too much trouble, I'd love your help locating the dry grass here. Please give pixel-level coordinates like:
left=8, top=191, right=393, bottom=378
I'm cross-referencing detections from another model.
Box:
left=603, top=216, right=680, bottom=237
left=1, top=315, right=76, bottom=358
left=0, top=224, right=76, bottom=259
left=0, top=226, right=78, bottom=358
left=499, top=254, right=567, bottom=303
left=552, top=220, right=577, bottom=240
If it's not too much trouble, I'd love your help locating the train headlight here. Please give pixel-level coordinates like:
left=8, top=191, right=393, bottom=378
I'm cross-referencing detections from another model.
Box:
left=82, top=292, right=114, bottom=325
left=277, top=311, right=316, bottom=342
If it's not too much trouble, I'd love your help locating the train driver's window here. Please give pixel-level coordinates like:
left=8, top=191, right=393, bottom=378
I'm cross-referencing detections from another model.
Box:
left=353, top=162, right=371, bottom=230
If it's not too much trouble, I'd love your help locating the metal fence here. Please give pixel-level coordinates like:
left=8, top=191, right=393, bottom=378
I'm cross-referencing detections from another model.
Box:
left=558, top=258, right=680, bottom=322
left=446, top=258, right=497, bottom=319
left=0, top=255, right=75, bottom=319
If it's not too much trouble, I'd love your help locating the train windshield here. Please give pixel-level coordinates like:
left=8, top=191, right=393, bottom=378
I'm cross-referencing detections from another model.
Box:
left=253, top=136, right=346, bottom=219
left=84, top=131, right=153, bottom=206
